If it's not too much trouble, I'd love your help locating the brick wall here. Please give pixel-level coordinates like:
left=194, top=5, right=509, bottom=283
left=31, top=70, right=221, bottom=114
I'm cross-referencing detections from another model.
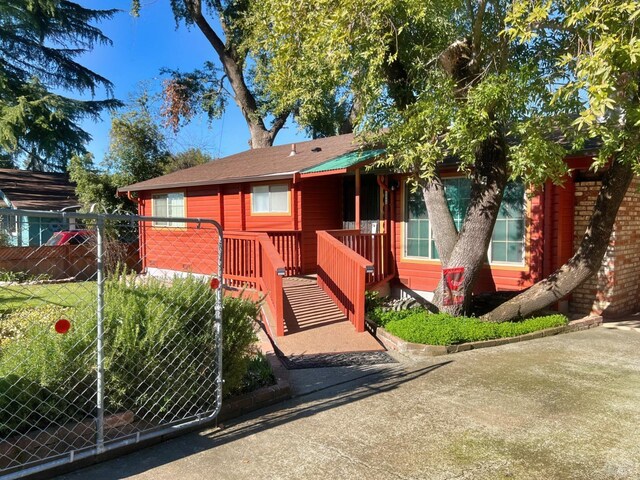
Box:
left=571, top=177, right=640, bottom=317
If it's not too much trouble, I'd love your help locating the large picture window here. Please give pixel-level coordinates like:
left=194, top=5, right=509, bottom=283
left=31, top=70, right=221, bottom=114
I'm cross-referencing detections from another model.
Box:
left=152, top=192, right=185, bottom=227
left=405, top=179, right=525, bottom=264
left=251, top=183, right=289, bottom=214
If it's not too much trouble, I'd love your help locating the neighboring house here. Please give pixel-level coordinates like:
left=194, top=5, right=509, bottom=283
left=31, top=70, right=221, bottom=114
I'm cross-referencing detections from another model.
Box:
left=118, top=133, right=640, bottom=333
left=0, top=169, right=79, bottom=246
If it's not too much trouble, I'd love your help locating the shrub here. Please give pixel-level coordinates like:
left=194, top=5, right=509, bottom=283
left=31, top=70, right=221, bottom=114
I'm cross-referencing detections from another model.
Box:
left=365, top=290, right=384, bottom=313
left=378, top=309, right=568, bottom=345
left=234, top=353, right=276, bottom=397
left=0, top=270, right=51, bottom=283
left=368, top=307, right=418, bottom=327
left=0, top=274, right=260, bottom=436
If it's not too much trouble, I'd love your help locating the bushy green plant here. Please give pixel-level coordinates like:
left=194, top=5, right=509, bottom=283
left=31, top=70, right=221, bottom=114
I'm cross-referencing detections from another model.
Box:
left=234, top=353, right=276, bottom=397
left=365, top=290, right=384, bottom=313
left=380, top=310, right=568, bottom=345
left=368, top=307, right=417, bottom=327
left=0, top=274, right=260, bottom=436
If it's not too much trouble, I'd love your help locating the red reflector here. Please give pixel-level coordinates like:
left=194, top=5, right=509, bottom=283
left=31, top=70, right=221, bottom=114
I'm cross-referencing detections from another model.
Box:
left=210, top=278, right=220, bottom=289
left=55, top=319, right=71, bottom=334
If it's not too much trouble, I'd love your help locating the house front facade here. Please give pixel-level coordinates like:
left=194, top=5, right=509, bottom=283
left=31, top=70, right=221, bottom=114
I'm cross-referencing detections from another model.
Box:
left=119, top=133, right=640, bottom=334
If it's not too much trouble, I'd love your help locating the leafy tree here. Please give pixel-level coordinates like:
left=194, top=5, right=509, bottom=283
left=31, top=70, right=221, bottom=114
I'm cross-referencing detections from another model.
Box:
left=104, top=97, right=171, bottom=187
left=246, top=0, right=572, bottom=315
left=482, top=0, right=640, bottom=321
left=130, top=0, right=291, bottom=148
left=164, top=147, right=214, bottom=174
left=70, top=95, right=172, bottom=213
left=132, top=0, right=362, bottom=147
left=68, top=153, right=124, bottom=213
left=246, top=0, right=639, bottom=320
left=0, top=0, right=120, bottom=171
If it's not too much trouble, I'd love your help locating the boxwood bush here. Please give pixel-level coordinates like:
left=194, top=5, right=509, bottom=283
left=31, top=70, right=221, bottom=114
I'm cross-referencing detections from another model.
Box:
left=0, top=273, right=260, bottom=437
left=370, top=308, right=568, bottom=346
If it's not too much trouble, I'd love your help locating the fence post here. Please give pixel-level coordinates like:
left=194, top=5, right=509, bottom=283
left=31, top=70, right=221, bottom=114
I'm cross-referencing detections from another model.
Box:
left=95, top=216, right=105, bottom=453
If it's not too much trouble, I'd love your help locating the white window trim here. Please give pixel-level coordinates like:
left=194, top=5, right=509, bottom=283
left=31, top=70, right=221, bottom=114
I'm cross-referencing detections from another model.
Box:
left=250, top=183, right=290, bottom=215
left=403, top=179, right=527, bottom=266
left=152, top=192, right=186, bottom=228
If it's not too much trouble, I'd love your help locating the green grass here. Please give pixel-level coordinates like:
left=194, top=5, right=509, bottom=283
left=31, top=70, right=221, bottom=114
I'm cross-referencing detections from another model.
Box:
left=0, top=282, right=95, bottom=314
left=369, top=308, right=568, bottom=346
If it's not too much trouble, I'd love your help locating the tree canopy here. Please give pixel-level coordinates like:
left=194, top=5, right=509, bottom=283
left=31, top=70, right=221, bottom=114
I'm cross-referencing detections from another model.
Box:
left=244, top=0, right=640, bottom=319
left=0, top=0, right=120, bottom=171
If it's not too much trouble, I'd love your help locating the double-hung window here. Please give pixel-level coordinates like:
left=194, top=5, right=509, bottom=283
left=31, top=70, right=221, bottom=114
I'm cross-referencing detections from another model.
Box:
left=405, top=179, right=526, bottom=265
left=251, top=184, right=289, bottom=214
left=152, top=192, right=185, bottom=227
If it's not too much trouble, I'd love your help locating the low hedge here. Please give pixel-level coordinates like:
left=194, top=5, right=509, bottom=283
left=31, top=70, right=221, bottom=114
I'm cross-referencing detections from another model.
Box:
left=370, top=308, right=568, bottom=346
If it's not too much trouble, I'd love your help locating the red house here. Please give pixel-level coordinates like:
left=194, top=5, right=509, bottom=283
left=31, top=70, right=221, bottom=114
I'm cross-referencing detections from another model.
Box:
left=118, top=133, right=640, bottom=336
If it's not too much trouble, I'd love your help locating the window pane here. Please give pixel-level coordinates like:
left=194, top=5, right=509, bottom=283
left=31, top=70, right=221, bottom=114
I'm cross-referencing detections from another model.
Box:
left=500, top=182, right=525, bottom=218
left=407, top=239, right=419, bottom=257
left=418, top=240, right=430, bottom=257
left=507, top=219, right=524, bottom=241
left=431, top=241, right=440, bottom=260
left=491, top=242, right=507, bottom=262
left=407, top=220, right=419, bottom=238
left=507, top=242, right=523, bottom=263
left=153, top=196, right=168, bottom=217
left=252, top=185, right=269, bottom=212
left=270, top=185, right=289, bottom=212
left=167, top=193, right=184, bottom=218
left=419, top=219, right=430, bottom=238
left=407, top=190, right=427, bottom=219
left=492, top=219, right=506, bottom=241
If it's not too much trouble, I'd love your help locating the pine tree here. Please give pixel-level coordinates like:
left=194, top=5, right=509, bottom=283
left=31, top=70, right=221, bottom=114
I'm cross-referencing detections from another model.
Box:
left=0, top=0, right=121, bottom=171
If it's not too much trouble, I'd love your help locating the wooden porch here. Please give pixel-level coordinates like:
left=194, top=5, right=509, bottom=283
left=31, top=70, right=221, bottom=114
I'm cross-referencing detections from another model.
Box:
left=223, top=228, right=393, bottom=346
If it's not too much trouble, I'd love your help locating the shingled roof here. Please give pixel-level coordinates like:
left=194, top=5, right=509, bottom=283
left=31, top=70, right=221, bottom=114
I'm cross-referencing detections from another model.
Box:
left=118, top=133, right=378, bottom=193
left=0, top=169, right=78, bottom=211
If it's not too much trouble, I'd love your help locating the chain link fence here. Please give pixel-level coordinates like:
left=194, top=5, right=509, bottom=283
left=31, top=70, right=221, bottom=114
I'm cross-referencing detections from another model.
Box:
left=0, top=208, right=223, bottom=479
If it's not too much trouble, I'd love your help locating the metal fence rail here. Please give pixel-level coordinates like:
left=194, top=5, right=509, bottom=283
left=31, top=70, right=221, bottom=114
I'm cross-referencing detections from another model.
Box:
left=0, top=208, right=223, bottom=479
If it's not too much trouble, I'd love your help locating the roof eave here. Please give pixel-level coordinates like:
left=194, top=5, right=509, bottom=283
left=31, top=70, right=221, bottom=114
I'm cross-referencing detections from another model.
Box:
left=118, top=172, right=297, bottom=194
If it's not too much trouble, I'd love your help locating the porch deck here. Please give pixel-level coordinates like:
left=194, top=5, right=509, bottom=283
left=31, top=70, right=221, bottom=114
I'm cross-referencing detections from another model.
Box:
left=263, top=276, right=384, bottom=356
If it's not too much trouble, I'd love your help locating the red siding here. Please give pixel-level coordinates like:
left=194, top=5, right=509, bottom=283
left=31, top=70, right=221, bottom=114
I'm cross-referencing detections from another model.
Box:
left=299, top=176, right=343, bottom=273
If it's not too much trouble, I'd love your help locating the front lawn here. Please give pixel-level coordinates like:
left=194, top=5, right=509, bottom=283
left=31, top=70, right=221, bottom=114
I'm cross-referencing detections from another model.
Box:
left=0, top=282, right=95, bottom=314
left=369, top=308, right=568, bottom=346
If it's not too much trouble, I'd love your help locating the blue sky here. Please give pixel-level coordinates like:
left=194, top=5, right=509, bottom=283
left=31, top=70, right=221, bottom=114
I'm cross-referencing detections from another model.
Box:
left=78, top=0, right=308, bottom=162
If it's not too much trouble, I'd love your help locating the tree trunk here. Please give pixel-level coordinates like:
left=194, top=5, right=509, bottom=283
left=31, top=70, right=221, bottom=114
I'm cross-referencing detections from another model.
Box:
left=432, top=136, right=509, bottom=313
left=482, top=159, right=634, bottom=323
left=186, top=0, right=288, bottom=149
left=420, top=176, right=458, bottom=265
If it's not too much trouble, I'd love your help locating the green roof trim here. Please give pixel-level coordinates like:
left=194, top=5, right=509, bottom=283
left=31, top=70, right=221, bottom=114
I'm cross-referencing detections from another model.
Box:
left=300, top=149, right=385, bottom=174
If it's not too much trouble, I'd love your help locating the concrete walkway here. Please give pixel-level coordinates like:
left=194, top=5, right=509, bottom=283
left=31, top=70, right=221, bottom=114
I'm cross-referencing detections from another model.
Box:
left=60, top=328, right=640, bottom=479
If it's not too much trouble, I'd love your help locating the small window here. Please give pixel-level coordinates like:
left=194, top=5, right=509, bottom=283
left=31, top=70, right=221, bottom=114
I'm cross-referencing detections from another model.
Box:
left=152, top=192, right=185, bottom=227
left=251, top=184, right=289, bottom=214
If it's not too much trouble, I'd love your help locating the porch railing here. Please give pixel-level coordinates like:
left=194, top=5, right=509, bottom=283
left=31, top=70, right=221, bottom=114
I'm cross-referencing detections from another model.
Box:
left=224, top=231, right=286, bottom=336
left=265, top=230, right=302, bottom=276
left=329, top=230, right=389, bottom=285
left=317, top=230, right=373, bottom=333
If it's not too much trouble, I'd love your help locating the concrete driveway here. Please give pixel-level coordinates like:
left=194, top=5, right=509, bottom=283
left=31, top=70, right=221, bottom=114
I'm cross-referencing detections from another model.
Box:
left=61, top=327, right=640, bottom=480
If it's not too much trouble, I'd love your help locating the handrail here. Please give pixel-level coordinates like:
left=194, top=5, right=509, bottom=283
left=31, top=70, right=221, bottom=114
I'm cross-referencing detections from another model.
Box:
left=223, top=231, right=287, bottom=336
left=323, top=230, right=388, bottom=284
left=257, top=234, right=286, bottom=336
left=316, top=230, right=373, bottom=332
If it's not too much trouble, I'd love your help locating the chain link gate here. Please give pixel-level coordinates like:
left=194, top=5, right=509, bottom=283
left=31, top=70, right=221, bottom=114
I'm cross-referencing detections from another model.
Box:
left=0, top=208, right=224, bottom=478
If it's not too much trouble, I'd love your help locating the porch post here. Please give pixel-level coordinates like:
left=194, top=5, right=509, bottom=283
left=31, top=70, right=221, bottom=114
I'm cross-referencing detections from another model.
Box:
left=355, top=168, right=361, bottom=232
